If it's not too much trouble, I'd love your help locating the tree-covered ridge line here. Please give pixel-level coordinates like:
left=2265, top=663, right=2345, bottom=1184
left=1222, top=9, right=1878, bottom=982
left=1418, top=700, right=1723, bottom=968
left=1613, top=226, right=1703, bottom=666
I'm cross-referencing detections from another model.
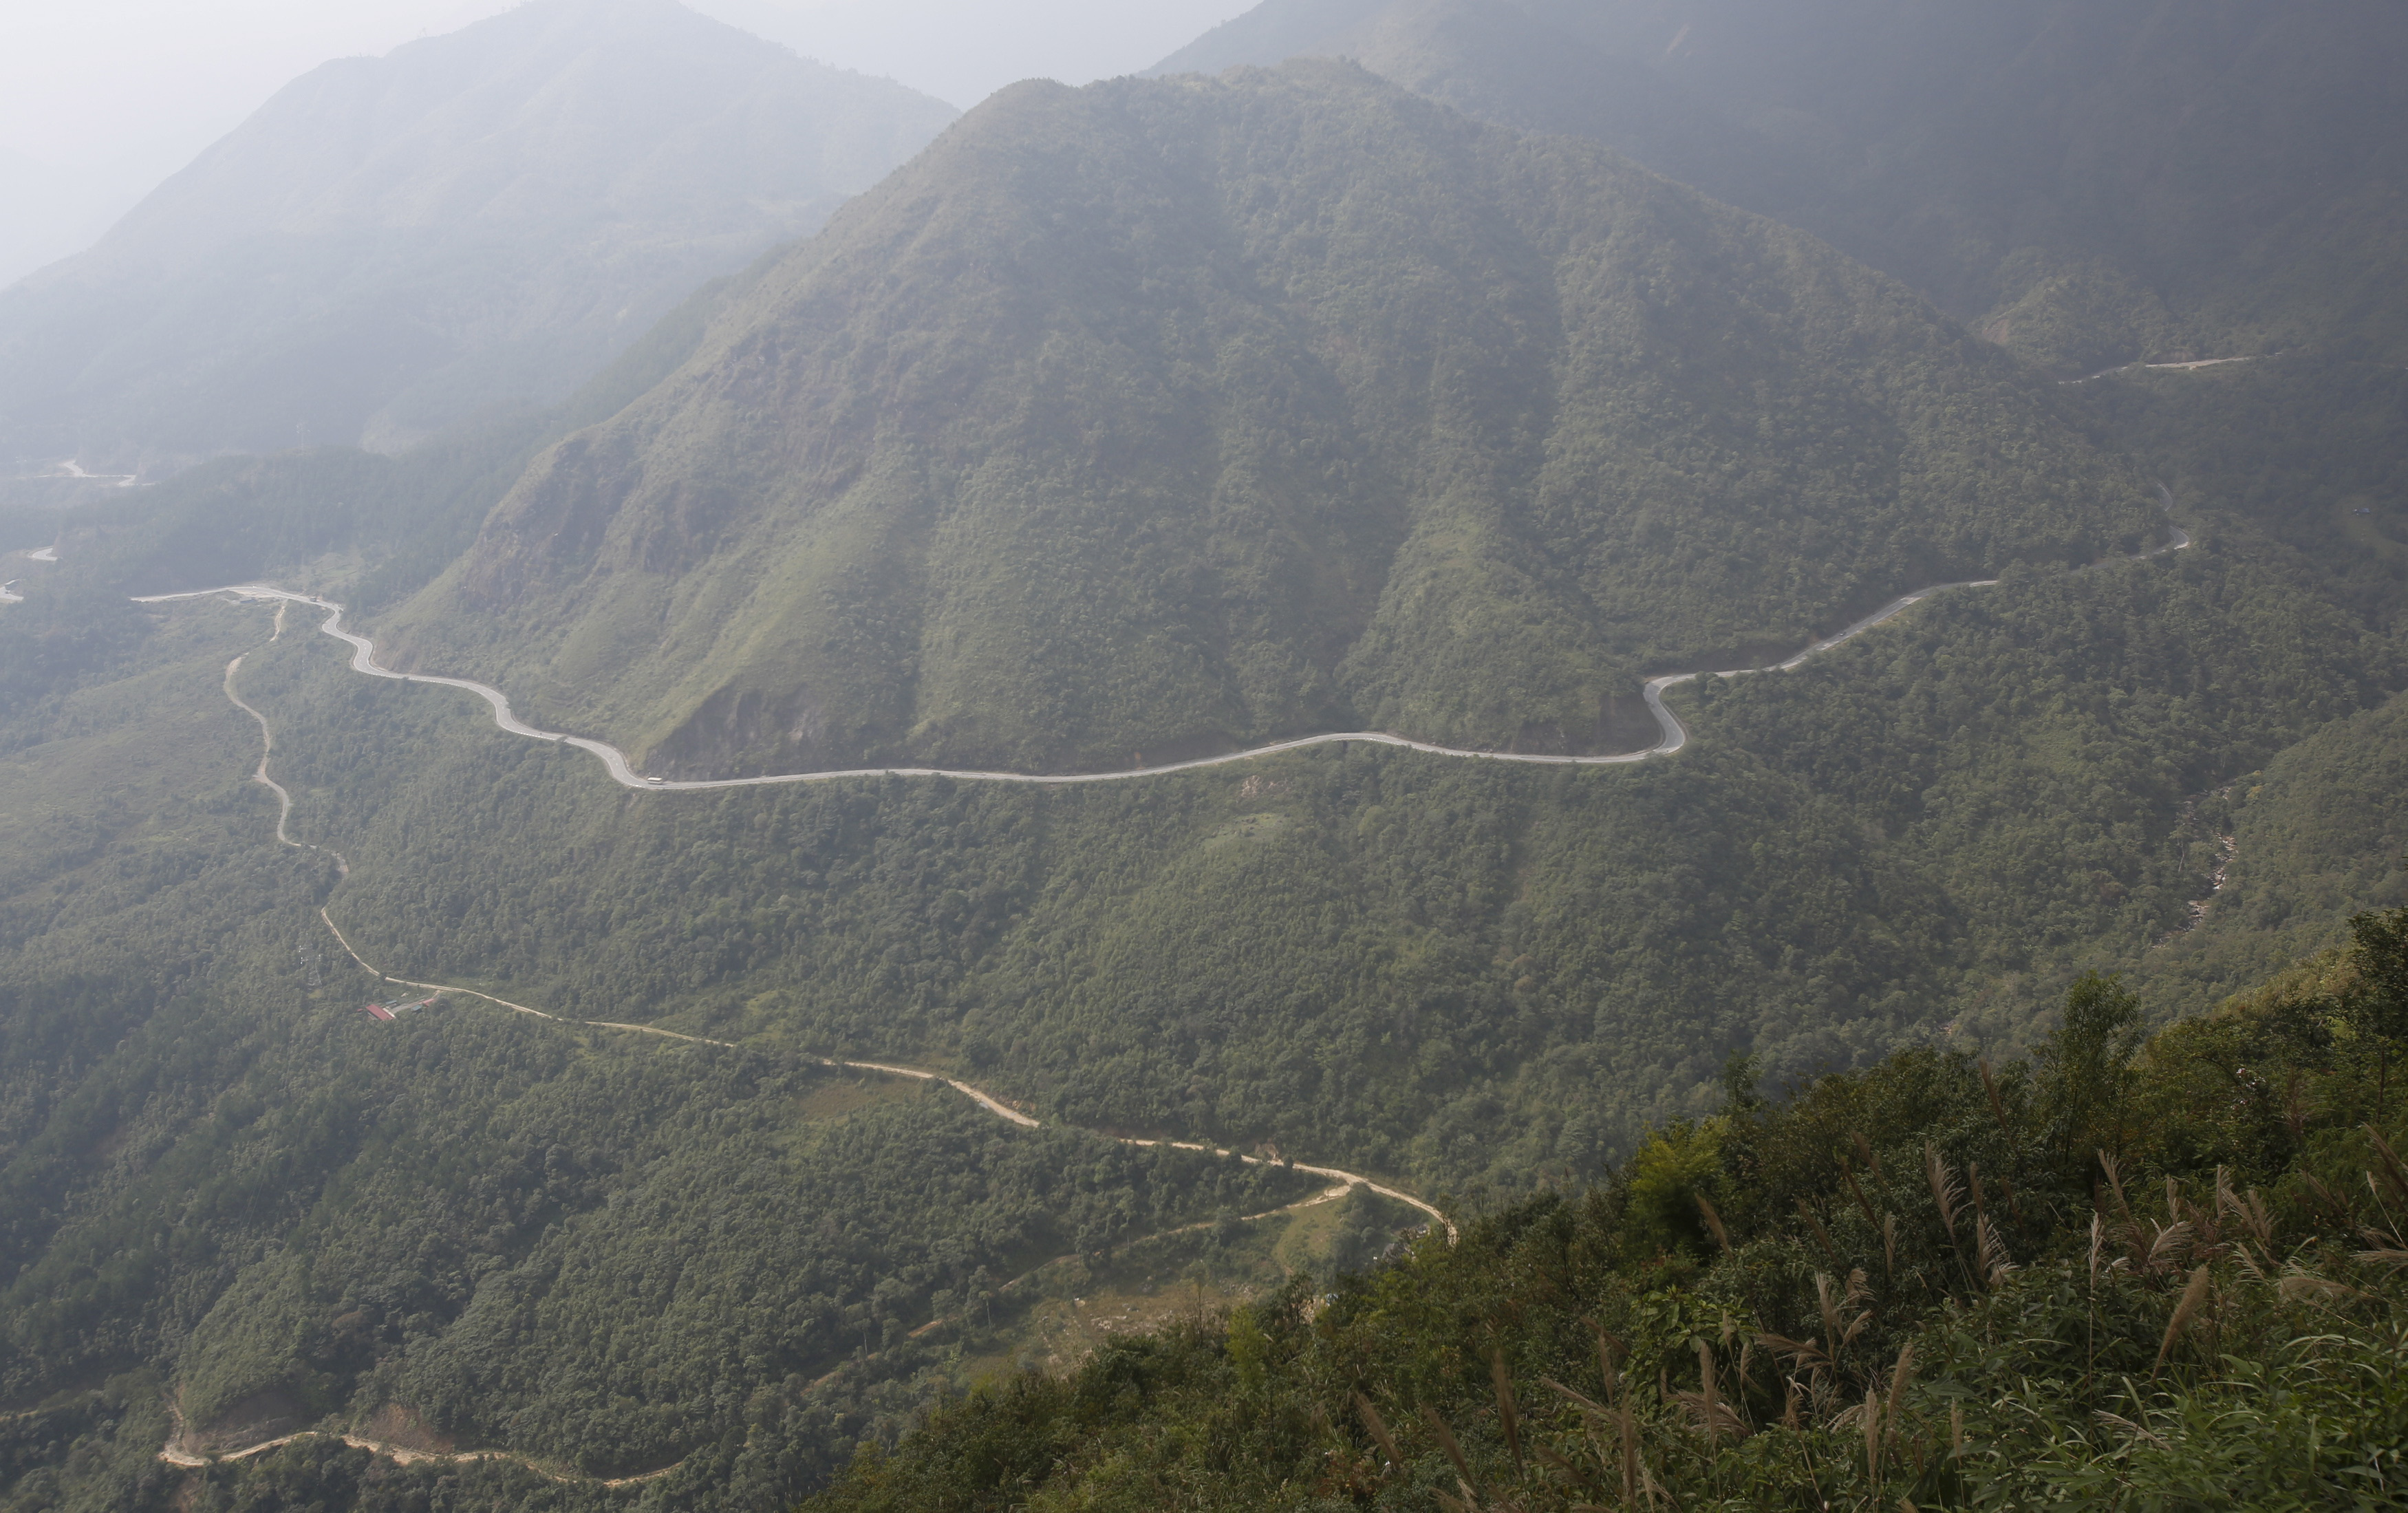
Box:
left=806, top=910, right=2408, bottom=1510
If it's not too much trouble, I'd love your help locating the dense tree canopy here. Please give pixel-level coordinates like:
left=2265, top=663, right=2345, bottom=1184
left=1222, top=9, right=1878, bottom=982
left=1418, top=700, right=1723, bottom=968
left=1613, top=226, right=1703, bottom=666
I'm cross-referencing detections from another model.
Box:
left=806, top=937, right=2408, bottom=1511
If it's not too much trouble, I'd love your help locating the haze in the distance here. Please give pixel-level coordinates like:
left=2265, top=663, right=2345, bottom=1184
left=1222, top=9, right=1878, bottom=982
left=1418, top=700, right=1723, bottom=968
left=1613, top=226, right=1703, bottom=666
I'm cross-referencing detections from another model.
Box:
left=0, top=0, right=1255, bottom=288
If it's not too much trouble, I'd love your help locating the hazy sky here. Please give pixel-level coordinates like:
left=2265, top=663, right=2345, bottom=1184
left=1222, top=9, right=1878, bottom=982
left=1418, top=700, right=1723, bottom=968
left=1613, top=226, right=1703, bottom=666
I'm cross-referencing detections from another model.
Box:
left=0, top=0, right=1259, bottom=284
left=694, top=0, right=1259, bottom=109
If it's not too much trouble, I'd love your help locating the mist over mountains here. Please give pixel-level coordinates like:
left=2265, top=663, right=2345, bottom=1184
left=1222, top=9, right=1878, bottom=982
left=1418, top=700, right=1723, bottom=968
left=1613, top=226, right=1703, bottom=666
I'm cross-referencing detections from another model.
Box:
left=0, top=149, right=137, bottom=296
left=1158, top=0, right=2408, bottom=376
left=0, top=0, right=954, bottom=476
left=2, top=3, right=2406, bottom=1510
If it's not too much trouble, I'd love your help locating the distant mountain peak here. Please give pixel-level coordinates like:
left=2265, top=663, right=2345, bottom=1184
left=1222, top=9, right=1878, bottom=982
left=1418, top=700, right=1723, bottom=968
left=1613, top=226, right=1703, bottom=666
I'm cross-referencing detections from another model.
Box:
left=0, top=0, right=956, bottom=471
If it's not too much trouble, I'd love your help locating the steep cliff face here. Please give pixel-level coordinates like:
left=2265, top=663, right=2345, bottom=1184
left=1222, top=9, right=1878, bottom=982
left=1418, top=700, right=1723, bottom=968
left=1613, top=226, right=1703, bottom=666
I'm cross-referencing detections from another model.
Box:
left=0, top=0, right=955, bottom=473
left=385, top=61, right=2147, bottom=777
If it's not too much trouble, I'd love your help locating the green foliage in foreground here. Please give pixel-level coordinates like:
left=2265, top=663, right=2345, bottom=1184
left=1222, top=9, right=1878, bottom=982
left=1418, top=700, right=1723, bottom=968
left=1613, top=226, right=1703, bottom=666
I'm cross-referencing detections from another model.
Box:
left=806, top=927, right=2408, bottom=1511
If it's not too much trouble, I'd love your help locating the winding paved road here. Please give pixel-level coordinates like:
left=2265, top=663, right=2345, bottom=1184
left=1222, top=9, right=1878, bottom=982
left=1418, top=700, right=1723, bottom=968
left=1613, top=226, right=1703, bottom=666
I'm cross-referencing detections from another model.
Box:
left=51, top=460, right=138, bottom=486
left=129, top=523, right=2164, bottom=793
left=164, top=495, right=2193, bottom=1260
left=3, top=541, right=61, bottom=601
left=2061, top=353, right=2267, bottom=385
left=144, top=498, right=2192, bottom=1481
left=139, top=497, right=2188, bottom=788
left=220, top=605, right=350, bottom=877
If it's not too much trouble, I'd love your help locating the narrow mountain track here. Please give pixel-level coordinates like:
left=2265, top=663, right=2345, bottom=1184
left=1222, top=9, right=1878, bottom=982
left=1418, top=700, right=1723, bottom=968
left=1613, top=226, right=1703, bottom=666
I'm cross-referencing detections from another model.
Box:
left=159, top=1428, right=679, bottom=1486
left=213, top=632, right=1452, bottom=1229
left=146, top=500, right=2190, bottom=1479
left=220, top=603, right=350, bottom=876
left=165, top=606, right=1463, bottom=1480
left=220, top=654, right=301, bottom=845
left=177, top=899, right=1448, bottom=1482
left=334, top=935, right=1454, bottom=1236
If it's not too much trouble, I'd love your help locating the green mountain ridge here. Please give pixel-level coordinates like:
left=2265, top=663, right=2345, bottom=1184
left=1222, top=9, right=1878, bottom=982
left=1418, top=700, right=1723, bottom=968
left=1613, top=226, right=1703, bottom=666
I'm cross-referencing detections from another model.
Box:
left=380, top=60, right=2151, bottom=780
left=1, top=8, right=2405, bottom=1510
left=1156, top=0, right=2408, bottom=375
left=0, top=358, right=2401, bottom=1510
left=0, top=0, right=956, bottom=475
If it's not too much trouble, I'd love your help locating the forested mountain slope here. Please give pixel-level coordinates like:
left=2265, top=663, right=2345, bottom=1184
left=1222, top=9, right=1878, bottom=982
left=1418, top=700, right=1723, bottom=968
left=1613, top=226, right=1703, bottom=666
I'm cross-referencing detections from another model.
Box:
left=383, top=61, right=2152, bottom=779
left=807, top=944, right=2408, bottom=1510
left=3, top=362, right=2401, bottom=1509
left=2070, top=353, right=2408, bottom=1014
left=1156, top=0, right=2408, bottom=375
left=0, top=0, right=954, bottom=475
left=3, top=11, right=2403, bottom=1510
left=0, top=592, right=1341, bottom=1513
left=250, top=519, right=2400, bottom=1182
